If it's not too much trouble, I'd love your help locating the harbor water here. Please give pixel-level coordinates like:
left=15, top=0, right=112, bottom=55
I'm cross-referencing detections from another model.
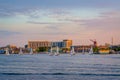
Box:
left=0, top=54, right=120, bottom=80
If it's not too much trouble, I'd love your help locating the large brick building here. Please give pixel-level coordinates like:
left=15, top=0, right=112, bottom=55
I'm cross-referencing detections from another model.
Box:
left=28, top=39, right=72, bottom=51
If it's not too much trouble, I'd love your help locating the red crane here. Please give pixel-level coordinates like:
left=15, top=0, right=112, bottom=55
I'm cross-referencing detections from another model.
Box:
left=90, top=39, right=97, bottom=47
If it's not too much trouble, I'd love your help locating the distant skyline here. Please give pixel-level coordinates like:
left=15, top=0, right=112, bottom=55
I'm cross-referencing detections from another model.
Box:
left=0, top=0, right=120, bottom=47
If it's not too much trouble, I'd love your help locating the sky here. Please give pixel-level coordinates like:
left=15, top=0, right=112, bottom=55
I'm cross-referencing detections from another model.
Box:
left=0, top=0, right=120, bottom=47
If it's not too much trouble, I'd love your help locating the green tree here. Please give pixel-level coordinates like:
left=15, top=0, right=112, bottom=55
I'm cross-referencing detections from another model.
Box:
left=93, top=47, right=99, bottom=53
left=62, top=48, right=70, bottom=53
left=36, top=47, right=49, bottom=52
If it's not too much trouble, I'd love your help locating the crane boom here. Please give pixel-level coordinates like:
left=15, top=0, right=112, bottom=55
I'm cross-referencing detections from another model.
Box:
left=90, top=39, right=97, bottom=47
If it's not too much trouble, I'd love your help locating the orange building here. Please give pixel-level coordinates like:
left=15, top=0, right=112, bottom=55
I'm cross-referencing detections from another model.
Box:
left=28, top=41, right=51, bottom=50
left=63, top=39, right=72, bottom=48
left=28, top=39, right=72, bottom=51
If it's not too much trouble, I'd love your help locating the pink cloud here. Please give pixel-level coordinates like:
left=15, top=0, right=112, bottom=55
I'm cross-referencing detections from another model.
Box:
left=80, top=11, right=120, bottom=45
left=82, top=11, right=120, bottom=30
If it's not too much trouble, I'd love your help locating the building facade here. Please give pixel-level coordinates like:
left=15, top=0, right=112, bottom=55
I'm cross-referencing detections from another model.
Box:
left=51, top=39, right=72, bottom=48
left=63, top=39, right=72, bottom=48
left=28, top=39, right=72, bottom=51
left=28, top=41, right=51, bottom=50
left=51, top=41, right=63, bottom=48
left=73, top=45, right=91, bottom=53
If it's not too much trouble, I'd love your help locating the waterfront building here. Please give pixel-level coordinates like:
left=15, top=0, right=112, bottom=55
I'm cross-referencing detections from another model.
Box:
left=98, top=45, right=110, bottom=54
left=51, top=39, right=72, bottom=53
left=51, top=39, right=72, bottom=48
left=28, top=41, right=51, bottom=50
left=0, top=50, right=5, bottom=54
left=51, top=41, right=63, bottom=48
left=63, top=39, right=72, bottom=48
left=28, top=39, right=72, bottom=52
left=73, top=45, right=91, bottom=53
left=5, top=45, right=18, bottom=54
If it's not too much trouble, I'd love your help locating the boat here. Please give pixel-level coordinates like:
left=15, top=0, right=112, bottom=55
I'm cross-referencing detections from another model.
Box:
left=88, top=46, right=93, bottom=54
left=49, top=47, right=54, bottom=56
left=19, top=48, right=23, bottom=54
left=5, top=48, right=10, bottom=55
left=29, top=48, right=33, bottom=54
left=54, top=46, right=60, bottom=56
left=82, top=47, right=85, bottom=54
left=70, top=46, right=75, bottom=56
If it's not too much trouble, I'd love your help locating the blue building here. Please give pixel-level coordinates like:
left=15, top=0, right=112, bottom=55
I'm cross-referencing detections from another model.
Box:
left=51, top=39, right=72, bottom=48
left=0, top=50, right=5, bottom=54
left=51, top=42, right=64, bottom=48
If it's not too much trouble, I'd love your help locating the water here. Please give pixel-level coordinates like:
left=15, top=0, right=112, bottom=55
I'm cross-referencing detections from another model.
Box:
left=0, top=54, right=120, bottom=80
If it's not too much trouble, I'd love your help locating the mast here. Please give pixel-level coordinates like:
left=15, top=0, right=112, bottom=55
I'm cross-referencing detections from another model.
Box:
left=55, top=46, right=60, bottom=56
left=82, top=46, right=85, bottom=54
left=30, top=48, right=33, bottom=54
left=111, top=37, right=113, bottom=46
left=70, top=46, right=75, bottom=55
left=89, top=46, right=93, bottom=54
left=19, top=48, right=23, bottom=54
left=49, top=46, right=54, bottom=56
left=5, top=48, right=10, bottom=55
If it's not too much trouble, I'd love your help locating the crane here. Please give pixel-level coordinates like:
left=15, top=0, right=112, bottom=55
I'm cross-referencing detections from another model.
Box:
left=90, top=39, right=97, bottom=47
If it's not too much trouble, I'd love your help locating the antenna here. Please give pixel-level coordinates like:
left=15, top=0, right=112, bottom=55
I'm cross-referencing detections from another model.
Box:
left=111, top=37, right=113, bottom=46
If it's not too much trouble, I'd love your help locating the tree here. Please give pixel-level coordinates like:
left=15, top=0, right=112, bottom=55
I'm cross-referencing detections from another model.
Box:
left=62, top=48, right=70, bottom=53
left=93, top=47, right=99, bottom=53
left=36, top=47, right=49, bottom=52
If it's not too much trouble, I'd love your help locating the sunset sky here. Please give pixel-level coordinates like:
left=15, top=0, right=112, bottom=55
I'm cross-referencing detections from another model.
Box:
left=0, top=0, right=120, bottom=47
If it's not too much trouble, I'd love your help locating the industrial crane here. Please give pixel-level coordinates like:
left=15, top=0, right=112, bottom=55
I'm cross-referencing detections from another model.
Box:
left=90, top=39, right=97, bottom=47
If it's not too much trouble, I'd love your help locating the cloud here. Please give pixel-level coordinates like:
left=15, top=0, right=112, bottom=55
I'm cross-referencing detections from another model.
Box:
left=43, top=9, right=71, bottom=18
left=81, top=11, right=120, bottom=31
left=27, top=21, right=65, bottom=24
left=38, top=32, right=69, bottom=35
left=26, top=9, right=83, bottom=25
left=0, top=0, right=120, bottom=18
left=0, top=30, right=22, bottom=37
left=0, top=6, right=15, bottom=17
left=58, top=18, right=83, bottom=24
left=1, top=0, right=119, bottom=9
left=0, top=4, right=71, bottom=19
left=45, top=26, right=59, bottom=30
left=0, top=5, right=38, bottom=17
